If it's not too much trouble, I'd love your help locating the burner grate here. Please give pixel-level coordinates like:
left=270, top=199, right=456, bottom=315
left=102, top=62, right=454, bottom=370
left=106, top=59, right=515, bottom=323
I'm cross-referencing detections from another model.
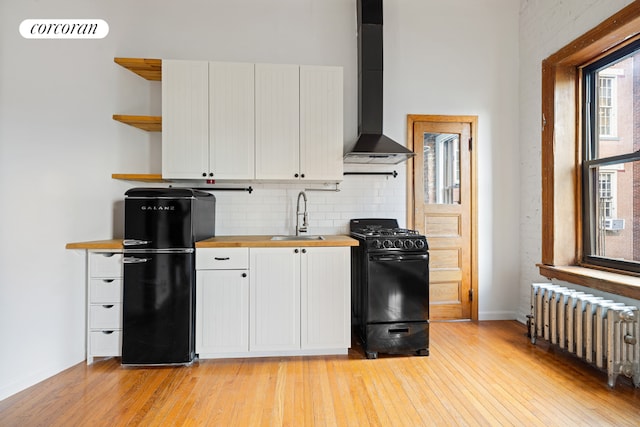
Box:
left=354, top=227, right=421, bottom=237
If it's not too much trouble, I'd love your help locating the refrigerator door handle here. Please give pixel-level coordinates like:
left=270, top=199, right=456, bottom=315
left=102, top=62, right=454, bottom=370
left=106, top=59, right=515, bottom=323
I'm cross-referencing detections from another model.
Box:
left=123, top=239, right=151, bottom=247
left=123, top=257, right=151, bottom=264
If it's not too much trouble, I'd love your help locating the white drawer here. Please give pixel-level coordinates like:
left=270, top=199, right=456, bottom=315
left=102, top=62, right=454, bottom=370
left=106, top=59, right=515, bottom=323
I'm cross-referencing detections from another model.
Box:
left=90, top=330, right=121, bottom=356
left=89, top=303, right=122, bottom=329
left=197, top=248, right=249, bottom=270
left=90, top=279, right=122, bottom=303
left=90, top=252, right=123, bottom=278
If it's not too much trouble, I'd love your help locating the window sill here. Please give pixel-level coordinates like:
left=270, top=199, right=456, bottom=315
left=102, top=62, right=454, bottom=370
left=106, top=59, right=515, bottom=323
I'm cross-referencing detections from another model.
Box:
left=538, top=264, right=640, bottom=300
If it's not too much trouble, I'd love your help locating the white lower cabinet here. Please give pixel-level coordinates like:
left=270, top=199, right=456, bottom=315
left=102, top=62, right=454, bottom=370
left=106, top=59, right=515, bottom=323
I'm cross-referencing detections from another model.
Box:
left=196, top=248, right=250, bottom=357
left=196, top=269, right=249, bottom=355
left=87, top=251, right=123, bottom=364
left=249, top=247, right=301, bottom=351
left=196, top=246, right=350, bottom=359
left=300, top=247, right=351, bottom=349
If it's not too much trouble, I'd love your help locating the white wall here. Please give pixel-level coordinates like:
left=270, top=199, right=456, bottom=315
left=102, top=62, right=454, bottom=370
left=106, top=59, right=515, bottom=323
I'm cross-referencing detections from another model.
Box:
left=0, top=0, right=520, bottom=400
left=517, top=0, right=637, bottom=322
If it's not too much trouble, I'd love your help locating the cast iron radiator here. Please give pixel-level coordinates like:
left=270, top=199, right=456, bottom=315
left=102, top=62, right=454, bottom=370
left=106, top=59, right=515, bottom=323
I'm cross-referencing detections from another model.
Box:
left=529, top=283, right=640, bottom=388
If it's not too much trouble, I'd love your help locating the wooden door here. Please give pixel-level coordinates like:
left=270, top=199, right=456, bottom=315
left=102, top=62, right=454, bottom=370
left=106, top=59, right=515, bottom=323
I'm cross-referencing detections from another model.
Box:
left=408, top=115, right=477, bottom=320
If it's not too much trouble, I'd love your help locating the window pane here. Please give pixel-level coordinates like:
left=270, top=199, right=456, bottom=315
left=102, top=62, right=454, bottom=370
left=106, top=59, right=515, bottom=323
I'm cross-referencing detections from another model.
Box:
left=587, top=160, right=640, bottom=263
left=423, top=132, right=460, bottom=204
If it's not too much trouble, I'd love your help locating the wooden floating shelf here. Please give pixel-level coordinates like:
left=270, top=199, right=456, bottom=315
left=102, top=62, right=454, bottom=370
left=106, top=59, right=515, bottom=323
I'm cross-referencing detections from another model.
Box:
left=113, top=115, right=162, bottom=132
left=114, top=57, right=162, bottom=81
left=112, top=173, right=165, bottom=182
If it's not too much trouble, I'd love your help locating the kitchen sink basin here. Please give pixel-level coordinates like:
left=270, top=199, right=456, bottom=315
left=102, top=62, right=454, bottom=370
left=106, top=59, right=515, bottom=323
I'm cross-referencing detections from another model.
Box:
left=270, top=235, right=325, bottom=241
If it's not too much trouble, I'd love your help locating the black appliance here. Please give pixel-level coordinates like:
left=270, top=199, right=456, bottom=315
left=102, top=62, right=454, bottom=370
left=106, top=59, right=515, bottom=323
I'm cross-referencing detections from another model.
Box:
left=350, top=218, right=429, bottom=359
left=343, top=0, right=415, bottom=164
left=122, top=188, right=215, bottom=366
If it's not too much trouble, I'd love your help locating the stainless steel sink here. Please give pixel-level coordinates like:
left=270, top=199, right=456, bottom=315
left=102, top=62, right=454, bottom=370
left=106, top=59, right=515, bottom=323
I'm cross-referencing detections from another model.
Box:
left=270, top=235, right=325, bottom=241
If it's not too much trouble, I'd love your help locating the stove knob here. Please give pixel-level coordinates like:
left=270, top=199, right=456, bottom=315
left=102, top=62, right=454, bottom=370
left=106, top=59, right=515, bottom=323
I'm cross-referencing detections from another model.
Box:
left=371, top=239, right=382, bottom=249
left=383, top=240, right=393, bottom=248
left=394, top=240, right=403, bottom=248
left=414, top=239, right=426, bottom=249
left=404, top=240, right=415, bottom=249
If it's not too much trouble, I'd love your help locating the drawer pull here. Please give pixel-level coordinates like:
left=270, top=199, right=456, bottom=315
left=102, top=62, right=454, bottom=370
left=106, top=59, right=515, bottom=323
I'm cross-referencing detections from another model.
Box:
left=388, top=328, right=409, bottom=335
left=102, top=304, right=114, bottom=309
left=214, top=257, right=230, bottom=261
left=102, top=279, right=115, bottom=283
left=101, top=331, right=115, bottom=335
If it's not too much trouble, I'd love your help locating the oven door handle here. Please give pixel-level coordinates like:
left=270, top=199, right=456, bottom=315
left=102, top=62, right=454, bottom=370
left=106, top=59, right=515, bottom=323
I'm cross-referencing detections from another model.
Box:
left=369, top=254, right=429, bottom=262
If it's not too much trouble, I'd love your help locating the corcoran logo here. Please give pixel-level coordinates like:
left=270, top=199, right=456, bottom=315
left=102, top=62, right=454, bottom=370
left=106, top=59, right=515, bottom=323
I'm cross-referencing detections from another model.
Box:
left=19, top=19, right=109, bottom=39
left=141, top=206, right=175, bottom=211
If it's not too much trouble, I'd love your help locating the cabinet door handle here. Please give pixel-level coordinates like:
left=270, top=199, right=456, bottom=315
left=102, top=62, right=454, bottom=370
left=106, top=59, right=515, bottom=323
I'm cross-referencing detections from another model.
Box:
left=242, top=273, right=247, bottom=278
left=302, top=249, right=307, bottom=254
left=294, top=173, right=299, bottom=178
left=301, top=173, right=305, bottom=178
left=214, top=257, right=230, bottom=261
left=294, top=249, right=299, bottom=254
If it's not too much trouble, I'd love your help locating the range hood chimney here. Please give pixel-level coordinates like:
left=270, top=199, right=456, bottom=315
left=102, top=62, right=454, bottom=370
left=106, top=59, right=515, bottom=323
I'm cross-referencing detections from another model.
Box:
left=344, top=0, right=415, bottom=165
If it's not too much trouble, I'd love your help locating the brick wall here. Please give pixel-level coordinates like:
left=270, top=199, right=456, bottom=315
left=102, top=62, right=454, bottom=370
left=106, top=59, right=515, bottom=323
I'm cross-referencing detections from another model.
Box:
left=518, top=0, right=636, bottom=321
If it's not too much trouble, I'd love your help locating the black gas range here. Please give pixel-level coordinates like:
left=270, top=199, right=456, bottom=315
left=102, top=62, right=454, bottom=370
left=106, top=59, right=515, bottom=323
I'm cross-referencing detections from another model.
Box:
left=350, top=219, right=430, bottom=359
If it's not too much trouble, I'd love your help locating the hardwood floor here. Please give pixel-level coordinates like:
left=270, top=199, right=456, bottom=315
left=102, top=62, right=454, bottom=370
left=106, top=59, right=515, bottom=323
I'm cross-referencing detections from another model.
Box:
left=1, top=321, right=638, bottom=426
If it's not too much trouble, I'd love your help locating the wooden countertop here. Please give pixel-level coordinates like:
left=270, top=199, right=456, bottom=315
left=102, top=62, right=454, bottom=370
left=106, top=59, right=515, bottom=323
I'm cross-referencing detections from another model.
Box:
left=65, top=239, right=123, bottom=250
left=66, top=235, right=359, bottom=249
left=196, top=235, right=359, bottom=248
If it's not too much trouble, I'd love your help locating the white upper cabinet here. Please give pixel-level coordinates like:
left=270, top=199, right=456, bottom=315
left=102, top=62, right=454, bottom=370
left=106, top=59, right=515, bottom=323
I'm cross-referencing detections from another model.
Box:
left=162, top=60, right=209, bottom=179
left=163, top=60, right=343, bottom=182
left=255, top=64, right=301, bottom=180
left=300, top=66, right=344, bottom=182
left=162, top=60, right=255, bottom=180
left=255, top=64, right=344, bottom=181
left=209, top=62, right=255, bottom=180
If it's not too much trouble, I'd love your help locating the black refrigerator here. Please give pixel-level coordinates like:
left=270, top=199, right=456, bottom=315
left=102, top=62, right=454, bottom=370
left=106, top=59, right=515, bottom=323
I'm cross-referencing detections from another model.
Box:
left=122, top=188, right=215, bottom=366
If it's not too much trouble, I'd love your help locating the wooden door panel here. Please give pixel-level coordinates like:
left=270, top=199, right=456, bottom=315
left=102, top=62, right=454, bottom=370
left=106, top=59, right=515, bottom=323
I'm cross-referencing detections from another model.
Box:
left=429, top=269, right=462, bottom=282
left=424, top=214, right=462, bottom=237
left=429, top=248, right=461, bottom=270
left=429, top=282, right=462, bottom=304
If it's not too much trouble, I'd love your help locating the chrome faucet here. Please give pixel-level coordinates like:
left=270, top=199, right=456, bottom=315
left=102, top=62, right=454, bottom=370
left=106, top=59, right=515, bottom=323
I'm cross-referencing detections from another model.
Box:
left=296, top=191, right=308, bottom=235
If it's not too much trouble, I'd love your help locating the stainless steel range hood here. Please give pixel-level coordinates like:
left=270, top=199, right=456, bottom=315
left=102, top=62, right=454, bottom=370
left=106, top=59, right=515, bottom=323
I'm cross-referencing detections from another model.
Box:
left=344, top=0, right=415, bottom=165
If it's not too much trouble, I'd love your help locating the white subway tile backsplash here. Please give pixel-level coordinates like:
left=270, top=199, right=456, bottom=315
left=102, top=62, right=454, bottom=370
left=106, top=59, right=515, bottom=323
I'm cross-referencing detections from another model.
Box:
left=210, top=174, right=406, bottom=236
